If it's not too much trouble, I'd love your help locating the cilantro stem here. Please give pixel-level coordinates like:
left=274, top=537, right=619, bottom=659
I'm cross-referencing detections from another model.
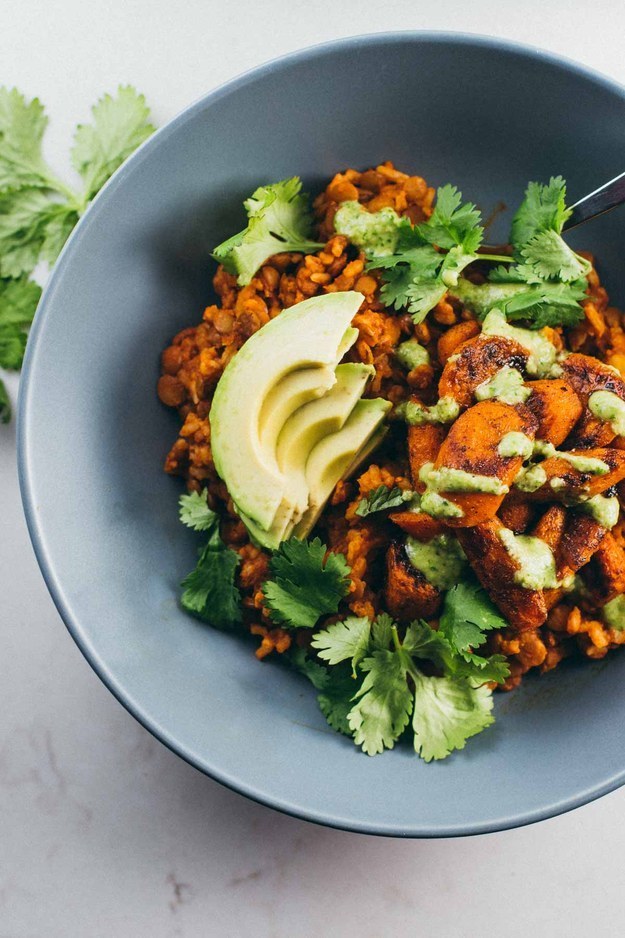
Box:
left=44, top=173, right=81, bottom=205
left=476, top=253, right=513, bottom=264
left=391, top=625, right=423, bottom=688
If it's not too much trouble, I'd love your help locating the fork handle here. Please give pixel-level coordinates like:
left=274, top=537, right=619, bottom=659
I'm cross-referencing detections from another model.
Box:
left=564, top=170, right=625, bottom=231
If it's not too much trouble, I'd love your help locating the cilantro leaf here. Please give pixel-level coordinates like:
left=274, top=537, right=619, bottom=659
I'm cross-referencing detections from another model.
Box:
left=0, top=379, right=10, bottom=423
left=262, top=537, right=351, bottom=629
left=346, top=621, right=497, bottom=758
left=510, top=176, right=571, bottom=250
left=347, top=649, right=414, bottom=755
left=455, top=651, right=510, bottom=686
left=180, top=539, right=242, bottom=630
left=452, top=275, right=586, bottom=329
left=445, top=177, right=590, bottom=329
left=520, top=229, right=591, bottom=282
left=438, top=579, right=508, bottom=655
left=0, top=325, right=27, bottom=370
left=412, top=671, right=494, bottom=762
left=212, top=177, right=323, bottom=285
left=0, top=275, right=40, bottom=371
left=317, top=666, right=358, bottom=735
left=0, top=88, right=51, bottom=192
left=0, top=189, right=68, bottom=278
left=402, top=618, right=454, bottom=669
left=178, top=487, right=242, bottom=629
left=404, top=279, right=448, bottom=321
left=355, top=484, right=414, bottom=517
left=415, top=184, right=483, bottom=251
left=371, top=612, right=394, bottom=650
left=304, top=609, right=502, bottom=759
left=311, top=615, right=371, bottom=676
left=368, top=187, right=498, bottom=323
left=179, top=491, right=217, bottom=532
left=0, top=275, right=41, bottom=327
left=40, top=204, right=79, bottom=265
left=71, top=86, right=155, bottom=202
left=0, top=84, right=155, bottom=420
left=289, top=647, right=356, bottom=736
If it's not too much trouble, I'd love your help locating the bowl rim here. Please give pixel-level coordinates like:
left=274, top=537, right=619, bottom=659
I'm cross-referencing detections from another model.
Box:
left=17, top=29, right=625, bottom=838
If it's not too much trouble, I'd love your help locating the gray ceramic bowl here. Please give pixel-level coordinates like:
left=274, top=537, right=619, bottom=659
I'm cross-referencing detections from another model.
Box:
left=18, top=33, right=625, bottom=837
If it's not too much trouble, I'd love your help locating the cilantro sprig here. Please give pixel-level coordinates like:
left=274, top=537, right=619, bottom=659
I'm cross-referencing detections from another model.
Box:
left=355, top=484, right=415, bottom=518
left=366, top=185, right=510, bottom=323
left=178, top=491, right=243, bottom=630
left=298, top=585, right=509, bottom=762
left=262, top=536, right=351, bottom=629
left=453, top=176, right=590, bottom=328
left=350, top=176, right=590, bottom=330
left=0, top=85, right=155, bottom=420
left=212, top=177, right=323, bottom=286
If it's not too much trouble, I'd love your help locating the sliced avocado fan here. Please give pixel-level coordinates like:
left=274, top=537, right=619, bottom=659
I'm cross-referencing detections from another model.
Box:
left=276, top=362, right=375, bottom=516
left=210, top=291, right=390, bottom=549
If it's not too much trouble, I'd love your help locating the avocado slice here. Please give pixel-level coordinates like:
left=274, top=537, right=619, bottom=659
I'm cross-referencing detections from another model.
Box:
left=293, top=397, right=392, bottom=538
left=210, top=291, right=364, bottom=531
left=258, top=365, right=336, bottom=456
left=276, top=362, right=375, bottom=514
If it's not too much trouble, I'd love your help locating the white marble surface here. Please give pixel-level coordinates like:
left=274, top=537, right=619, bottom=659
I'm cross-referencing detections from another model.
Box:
left=3, top=2, right=625, bottom=935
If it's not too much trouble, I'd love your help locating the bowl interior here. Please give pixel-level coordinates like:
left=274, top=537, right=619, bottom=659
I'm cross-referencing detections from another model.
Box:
left=20, top=33, right=625, bottom=836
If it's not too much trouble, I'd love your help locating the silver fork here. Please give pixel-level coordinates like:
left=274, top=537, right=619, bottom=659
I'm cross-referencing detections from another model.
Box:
left=564, top=171, right=625, bottom=230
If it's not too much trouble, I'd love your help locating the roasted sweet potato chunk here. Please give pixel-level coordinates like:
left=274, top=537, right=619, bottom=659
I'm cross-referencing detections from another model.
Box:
left=437, top=320, right=480, bottom=366
left=431, top=400, right=538, bottom=527
left=525, top=448, right=625, bottom=501
left=385, top=542, right=442, bottom=621
left=581, top=533, right=625, bottom=606
left=531, top=507, right=605, bottom=610
left=388, top=511, right=445, bottom=541
left=532, top=504, right=567, bottom=550
left=408, top=423, right=446, bottom=491
left=498, top=498, right=536, bottom=534
left=525, top=379, right=582, bottom=446
left=438, top=335, right=529, bottom=408
left=455, top=518, right=548, bottom=630
left=556, top=513, right=606, bottom=575
left=561, top=353, right=625, bottom=447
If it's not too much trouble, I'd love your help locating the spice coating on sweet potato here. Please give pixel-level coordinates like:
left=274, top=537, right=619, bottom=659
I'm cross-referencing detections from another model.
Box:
left=498, top=498, right=536, bottom=534
left=581, top=533, right=625, bottom=606
left=388, top=511, right=445, bottom=541
left=438, top=335, right=529, bottom=408
left=556, top=513, right=606, bottom=575
left=524, top=379, right=582, bottom=446
left=432, top=400, right=538, bottom=526
left=526, top=448, right=625, bottom=501
left=437, top=320, right=480, bottom=366
left=385, top=542, right=442, bottom=621
left=407, top=423, right=446, bottom=492
left=455, top=518, right=548, bottom=630
left=531, top=504, right=567, bottom=551
left=562, top=353, right=625, bottom=447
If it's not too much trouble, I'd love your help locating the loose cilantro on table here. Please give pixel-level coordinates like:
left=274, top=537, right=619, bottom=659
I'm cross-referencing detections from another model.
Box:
left=0, top=374, right=9, bottom=423
left=262, top=536, right=351, bottom=629
left=354, top=484, right=415, bottom=518
left=0, top=85, right=155, bottom=420
left=178, top=492, right=243, bottom=630
left=212, top=177, right=323, bottom=286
